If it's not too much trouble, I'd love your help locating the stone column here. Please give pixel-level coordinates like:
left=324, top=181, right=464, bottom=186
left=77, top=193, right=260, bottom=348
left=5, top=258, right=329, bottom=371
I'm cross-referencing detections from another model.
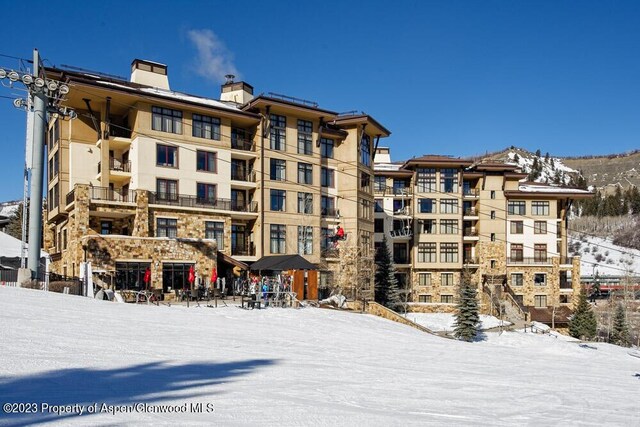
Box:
left=133, top=190, right=150, bottom=237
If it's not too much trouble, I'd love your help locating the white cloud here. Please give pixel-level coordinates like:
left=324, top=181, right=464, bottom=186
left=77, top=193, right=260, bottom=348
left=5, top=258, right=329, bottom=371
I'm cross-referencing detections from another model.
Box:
left=187, top=29, right=240, bottom=84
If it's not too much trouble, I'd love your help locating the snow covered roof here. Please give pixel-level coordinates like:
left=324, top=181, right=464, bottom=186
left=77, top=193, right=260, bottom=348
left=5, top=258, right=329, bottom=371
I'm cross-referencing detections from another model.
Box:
left=518, top=184, right=592, bottom=194
left=0, top=231, right=49, bottom=259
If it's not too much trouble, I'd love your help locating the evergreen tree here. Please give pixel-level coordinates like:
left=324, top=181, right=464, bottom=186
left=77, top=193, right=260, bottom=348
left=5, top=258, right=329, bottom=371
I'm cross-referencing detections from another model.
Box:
left=569, top=289, right=597, bottom=340
left=5, top=202, right=26, bottom=240
left=374, top=235, right=400, bottom=309
left=544, top=152, right=550, bottom=163
left=535, top=149, right=541, bottom=158
left=610, top=303, right=630, bottom=347
left=453, top=272, right=480, bottom=342
left=513, top=153, right=520, bottom=163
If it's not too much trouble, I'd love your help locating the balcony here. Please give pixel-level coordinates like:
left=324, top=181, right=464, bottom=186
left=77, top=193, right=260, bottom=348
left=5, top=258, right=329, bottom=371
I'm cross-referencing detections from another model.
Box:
left=463, top=228, right=479, bottom=240
left=109, top=158, right=131, bottom=173
left=232, top=243, right=255, bottom=257
left=321, top=247, right=340, bottom=259
left=463, top=188, right=479, bottom=198
left=321, top=207, right=338, bottom=218
left=65, top=189, right=75, bottom=208
left=463, top=207, right=479, bottom=218
left=90, top=187, right=137, bottom=203
left=148, top=192, right=258, bottom=213
left=231, top=137, right=255, bottom=152
left=374, top=186, right=412, bottom=196
left=507, top=257, right=552, bottom=265
left=463, top=257, right=479, bottom=265
left=393, top=256, right=410, bottom=265
left=231, top=169, right=256, bottom=182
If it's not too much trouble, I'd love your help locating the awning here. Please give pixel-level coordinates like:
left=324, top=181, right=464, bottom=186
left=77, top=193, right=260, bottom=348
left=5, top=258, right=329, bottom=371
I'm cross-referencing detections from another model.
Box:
left=250, top=255, right=317, bottom=272
left=217, top=251, right=248, bottom=270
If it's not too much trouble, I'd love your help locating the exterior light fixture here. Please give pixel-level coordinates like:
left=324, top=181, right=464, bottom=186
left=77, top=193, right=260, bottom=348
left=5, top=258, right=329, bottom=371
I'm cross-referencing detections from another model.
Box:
left=34, top=77, right=45, bottom=88
left=58, top=84, right=69, bottom=95
left=8, top=71, right=19, bottom=82
left=21, top=74, right=33, bottom=85
left=13, top=98, right=25, bottom=109
left=46, top=80, right=58, bottom=91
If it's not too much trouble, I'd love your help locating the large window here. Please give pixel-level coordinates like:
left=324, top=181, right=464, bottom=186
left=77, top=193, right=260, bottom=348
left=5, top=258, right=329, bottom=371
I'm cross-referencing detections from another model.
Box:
left=192, top=114, right=220, bottom=140
left=420, top=219, right=436, bottom=234
left=297, top=120, right=313, bottom=155
left=532, top=201, right=550, bottom=216
left=417, top=168, right=436, bottom=193
left=270, top=189, right=286, bottom=211
left=321, top=196, right=335, bottom=216
left=270, top=114, right=286, bottom=150
left=511, top=273, right=524, bottom=287
left=270, top=159, right=286, bottom=181
left=440, top=243, right=458, bottom=263
left=534, top=244, right=547, bottom=262
left=197, top=183, right=217, bottom=204
left=440, top=219, right=458, bottom=234
left=440, top=199, right=458, bottom=214
left=157, top=218, right=177, bottom=238
left=298, top=226, right=313, bottom=255
left=298, top=163, right=313, bottom=184
left=360, top=172, right=372, bottom=192
left=157, top=144, right=178, bottom=168
left=508, top=201, right=526, bottom=215
left=115, top=262, right=151, bottom=291
left=320, top=137, right=334, bottom=158
left=196, top=150, right=217, bottom=173
left=270, top=224, right=286, bottom=254
left=418, top=295, right=432, bottom=303
left=534, top=274, right=547, bottom=286
left=161, top=263, right=192, bottom=293
left=374, top=176, right=386, bottom=192
left=298, top=192, right=313, bottom=214
left=152, top=106, right=182, bottom=134
left=418, top=243, right=436, bottom=263
left=156, top=178, right=178, bottom=200
left=321, top=167, right=335, bottom=188
left=510, top=221, right=524, bottom=234
left=534, top=295, right=547, bottom=307
left=419, top=198, right=436, bottom=213
left=359, top=199, right=372, bottom=220
left=231, top=128, right=251, bottom=150
left=534, top=221, right=547, bottom=234
left=205, top=221, right=224, bottom=250
left=418, top=273, right=431, bottom=286
left=510, top=244, right=523, bottom=261
left=360, top=134, right=371, bottom=166
left=440, top=169, right=458, bottom=193
left=441, top=273, right=455, bottom=286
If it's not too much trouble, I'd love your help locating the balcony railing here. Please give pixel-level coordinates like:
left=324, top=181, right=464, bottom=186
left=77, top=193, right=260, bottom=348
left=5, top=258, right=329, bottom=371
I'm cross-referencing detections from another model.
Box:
left=463, top=228, right=478, bottom=237
left=463, top=257, right=479, bottom=265
left=231, top=169, right=256, bottom=182
left=464, top=207, right=478, bottom=216
left=463, top=188, right=479, bottom=197
left=231, top=137, right=255, bottom=151
left=149, top=192, right=258, bottom=213
left=65, top=189, right=75, bottom=206
left=90, top=187, right=137, bottom=203
left=109, top=158, right=131, bottom=173
left=507, top=257, right=551, bottom=265
left=321, top=247, right=339, bottom=258
left=374, top=186, right=412, bottom=196
left=232, top=242, right=255, bottom=256
left=560, top=279, right=572, bottom=289
left=321, top=207, right=338, bottom=217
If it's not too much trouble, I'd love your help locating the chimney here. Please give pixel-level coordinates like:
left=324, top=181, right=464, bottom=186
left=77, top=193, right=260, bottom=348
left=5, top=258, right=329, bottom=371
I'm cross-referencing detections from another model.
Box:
left=220, top=74, right=253, bottom=104
left=130, top=59, right=170, bottom=90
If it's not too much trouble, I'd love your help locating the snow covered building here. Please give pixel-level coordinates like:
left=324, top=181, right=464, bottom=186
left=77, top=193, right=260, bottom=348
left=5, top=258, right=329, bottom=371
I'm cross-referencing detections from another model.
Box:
left=43, top=59, right=389, bottom=299
left=374, top=148, right=592, bottom=323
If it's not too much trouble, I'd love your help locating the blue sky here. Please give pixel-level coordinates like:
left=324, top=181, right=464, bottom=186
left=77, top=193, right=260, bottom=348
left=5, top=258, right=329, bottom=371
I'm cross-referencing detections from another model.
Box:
left=1, top=1, right=639, bottom=201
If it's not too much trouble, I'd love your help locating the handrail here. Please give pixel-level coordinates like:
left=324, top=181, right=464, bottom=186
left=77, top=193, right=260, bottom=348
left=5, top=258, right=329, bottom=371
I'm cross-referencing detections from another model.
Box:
left=149, top=192, right=258, bottom=213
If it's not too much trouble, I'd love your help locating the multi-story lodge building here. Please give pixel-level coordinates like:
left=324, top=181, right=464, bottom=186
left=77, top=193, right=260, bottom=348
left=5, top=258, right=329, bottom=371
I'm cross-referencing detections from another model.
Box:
left=374, top=148, right=592, bottom=322
left=44, top=59, right=389, bottom=299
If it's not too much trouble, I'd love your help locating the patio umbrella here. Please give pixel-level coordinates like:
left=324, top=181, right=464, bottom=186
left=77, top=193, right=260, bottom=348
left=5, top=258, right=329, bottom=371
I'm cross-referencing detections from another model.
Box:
left=144, top=267, right=151, bottom=291
left=210, top=268, right=218, bottom=287
left=188, top=265, right=195, bottom=288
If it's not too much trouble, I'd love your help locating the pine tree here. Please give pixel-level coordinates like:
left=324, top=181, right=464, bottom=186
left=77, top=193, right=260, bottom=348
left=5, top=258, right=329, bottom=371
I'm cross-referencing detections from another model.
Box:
left=513, top=153, right=520, bottom=163
left=5, top=202, right=26, bottom=240
left=374, top=235, right=399, bottom=309
left=569, top=289, right=597, bottom=340
left=453, top=272, right=480, bottom=342
left=535, top=149, right=541, bottom=158
left=610, top=303, right=630, bottom=347
left=544, top=152, right=550, bottom=163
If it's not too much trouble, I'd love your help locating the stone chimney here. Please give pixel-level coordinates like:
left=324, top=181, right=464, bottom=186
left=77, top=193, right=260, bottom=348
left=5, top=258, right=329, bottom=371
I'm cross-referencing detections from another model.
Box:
left=220, top=74, right=253, bottom=104
left=130, top=59, right=170, bottom=90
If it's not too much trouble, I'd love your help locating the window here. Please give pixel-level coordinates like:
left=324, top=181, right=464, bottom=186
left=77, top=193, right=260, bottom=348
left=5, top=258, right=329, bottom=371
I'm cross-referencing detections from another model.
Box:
left=157, top=218, right=177, bottom=238
left=270, top=114, right=286, bottom=150
left=490, top=233, right=496, bottom=242
left=418, top=198, right=436, bottom=213
left=420, top=219, right=436, bottom=234
left=393, top=243, right=408, bottom=264
left=534, top=274, right=547, bottom=286
left=418, top=295, right=432, bottom=303
left=441, top=295, right=454, bottom=304
left=297, top=120, right=313, bottom=155
left=490, top=210, right=496, bottom=219
left=192, top=114, right=220, bottom=140
left=418, top=273, right=431, bottom=286
left=532, top=201, right=550, bottom=216
left=320, top=137, right=334, bottom=158
left=156, top=144, right=178, bottom=168
left=298, top=226, right=313, bottom=255
left=321, top=196, right=335, bottom=216
left=510, top=244, right=523, bottom=261
left=534, top=244, right=547, bottom=262
left=417, top=168, right=436, bottom=193
left=298, top=192, right=313, bottom=214
left=270, top=189, right=286, bottom=211
left=534, top=295, right=547, bottom=307
left=197, top=183, right=217, bottom=204
left=49, top=150, right=59, bottom=180
left=295, top=162, right=313, bottom=185
left=205, top=221, right=224, bottom=250
left=374, top=199, right=384, bottom=212
left=490, top=190, right=496, bottom=199
left=156, top=179, right=178, bottom=200
left=510, top=221, right=523, bottom=234
left=374, top=218, right=385, bottom=233
left=440, top=219, right=458, bottom=234
left=418, top=243, right=436, bottom=263
left=511, top=273, right=523, bottom=287
left=359, top=199, right=372, bottom=220
left=374, top=176, right=386, bottom=192
left=534, top=221, right=547, bottom=234
left=360, top=134, right=371, bottom=166
left=490, top=260, right=497, bottom=268
left=321, top=227, right=332, bottom=251
left=440, top=168, right=458, bottom=193
left=161, top=263, right=192, bottom=293
left=270, top=224, right=286, bottom=254
left=393, top=199, right=406, bottom=213
left=100, top=220, right=112, bottom=235
left=115, top=262, right=151, bottom=291
left=440, top=243, right=458, bottom=263
left=270, top=159, right=286, bottom=181
left=48, top=184, right=59, bottom=210
left=440, top=199, right=458, bottom=214
left=360, top=172, right=371, bottom=192
left=196, top=151, right=217, bottom=173
left=152, top=106, right=182, bottom=134
left=231, top=159, right=247, bottom=181
left=508, top=201, right=526, bottom=215
left=441, top=273, right=455, bottom=286
left=321, top=167, right=335, bottom=187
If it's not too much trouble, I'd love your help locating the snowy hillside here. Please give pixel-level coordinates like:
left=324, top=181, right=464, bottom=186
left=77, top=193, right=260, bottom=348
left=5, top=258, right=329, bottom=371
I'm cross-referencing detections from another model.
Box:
left=0, top=200, right=20, bottom=219
left=505, top=148, right=578, bottom=186
left=1, top=287, right=639, bottom=426
left=569, top=234, right=640, bottom=278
